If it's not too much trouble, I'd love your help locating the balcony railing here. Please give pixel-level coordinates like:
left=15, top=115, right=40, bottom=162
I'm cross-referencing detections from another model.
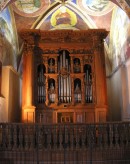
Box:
left=1, top=122, right=130, bottom=150
left=0, top=122, right=130, bottom=163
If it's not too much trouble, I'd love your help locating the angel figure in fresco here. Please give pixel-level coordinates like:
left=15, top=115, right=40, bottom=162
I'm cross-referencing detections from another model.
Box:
left=15, top=0, right=41, bottom=13
left=85, top=0, right=108, bottom=12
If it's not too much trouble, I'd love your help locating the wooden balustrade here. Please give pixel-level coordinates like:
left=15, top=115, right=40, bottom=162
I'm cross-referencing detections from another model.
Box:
left=0, top=122, right=130, bottom=151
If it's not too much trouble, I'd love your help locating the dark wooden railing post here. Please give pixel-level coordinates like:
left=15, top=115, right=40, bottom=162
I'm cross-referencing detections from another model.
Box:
left=109, top=124, right=113, bottom=148
left=8, top=124, right=12, bottom=150
left=18, top=125, right=23, bottom=150
left=13, top=124, right=17, bottom=150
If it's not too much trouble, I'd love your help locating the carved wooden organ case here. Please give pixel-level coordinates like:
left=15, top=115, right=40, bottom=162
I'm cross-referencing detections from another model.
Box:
left=20, top=29, right=108, bottom=123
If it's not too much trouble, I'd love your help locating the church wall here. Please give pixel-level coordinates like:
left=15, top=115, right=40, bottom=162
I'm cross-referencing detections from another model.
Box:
left=1, top=67, right=9, bottom=122
left=107, top=70, right=122, bottom=121
left=1, top=66, right=21, bottom=122
left=125, top=59, right=130, bottom=120
left=107, top=60, right=130, bottom=121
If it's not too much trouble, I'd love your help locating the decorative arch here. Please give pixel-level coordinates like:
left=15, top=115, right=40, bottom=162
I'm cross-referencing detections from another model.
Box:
left=32, top=2, right=96, bottom=30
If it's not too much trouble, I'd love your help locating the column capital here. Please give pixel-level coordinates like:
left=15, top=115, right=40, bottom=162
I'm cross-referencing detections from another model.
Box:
left=23, top=43, right=33, bottom=55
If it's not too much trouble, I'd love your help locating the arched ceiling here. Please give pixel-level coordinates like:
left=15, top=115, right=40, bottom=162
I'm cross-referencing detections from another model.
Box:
left=0, top=0, right=129, bottom=33
left=0, top=1, right=117, bottom=31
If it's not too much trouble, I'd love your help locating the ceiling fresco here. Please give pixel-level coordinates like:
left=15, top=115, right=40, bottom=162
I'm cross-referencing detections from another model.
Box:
left=38, top=5, right=89, bottom=30
left=11, top=0, right=115, bottom=17
left=12, top=0, right=50, bottom=17
left=31, top=0, right=115, bottom=31
left=77, top=0, right=115, bottom=16
left=1, top=0, right=130, bottom=18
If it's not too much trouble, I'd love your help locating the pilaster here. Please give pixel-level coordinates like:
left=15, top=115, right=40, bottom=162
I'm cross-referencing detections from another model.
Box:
left=22, top=47, right=36, bottom=123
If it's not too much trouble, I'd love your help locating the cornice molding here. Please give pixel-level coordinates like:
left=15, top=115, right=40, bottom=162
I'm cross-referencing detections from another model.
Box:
left=19, top=29, right=108, bottom=45
left=19, top=29, right=108, bottom=55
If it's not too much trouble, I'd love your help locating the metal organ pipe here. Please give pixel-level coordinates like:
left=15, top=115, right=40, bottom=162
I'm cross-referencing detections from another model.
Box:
left=85, top=66, right=92, bottom=103
left=58, top=50, right=71, bottom=103
left=37, top=65, right=46, bottom=103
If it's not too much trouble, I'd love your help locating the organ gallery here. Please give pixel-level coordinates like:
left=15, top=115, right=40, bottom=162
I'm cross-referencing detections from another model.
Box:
left=20, top=29, right=108, bottom=123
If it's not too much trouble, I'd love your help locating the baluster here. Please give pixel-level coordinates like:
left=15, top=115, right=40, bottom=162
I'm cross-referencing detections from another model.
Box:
left=118, top=123, right=123, bottom=147
left=103, top=124, right=108, bottom=148
left=79, top=127, right=83, bottom=149
left=24, top=125, right=29, bottom=150
left=91, top=124, right=96, bottom=148
left=2, top=124, right=7, bottom=150
left=68, top=127, right=71, bottom=149
left=97, top=124, right=102, bottom=148
left=87, top=125, right=92, bottom=149
left=13, top=124, right=18, bottom=150
left=42, top=127, right=46, bottom=149
left=122, top=123, right=127, bottom=147
left=125, top=123, right=129, bottom=146
left=108, top=124, right=113, bottom=148
left=7, top=124, right=12, bottom=150
left=47, top=128, right=51, bottom=149
left=79, top=126, right=82, bottom=149
left=127, top=123, right=130, bottom=146
left=65, top=125, right=69, bottom=150
left=82, top=126, right=86, bottom=149
left=53, top=126, right=57, bottom=149
left=50, top=126, right=53, bottom=149
left=114, top=124, right=119, bottom=148
left=29, top=125, right=35, bottom=150
left=86, top=126, right=90, bottom=148
left=75, top=126, right=80, bottom=149
left=70, top=126, right=74, bottom=150
left=59, top=126, right=63, bottom=150
left=38, top=126, right=43, bottom=150
left=18, top=125, right=23, bottom=150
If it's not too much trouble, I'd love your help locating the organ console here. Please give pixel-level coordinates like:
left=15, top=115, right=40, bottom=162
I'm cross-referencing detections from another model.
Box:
left=20, top=29, right=108, bottom=124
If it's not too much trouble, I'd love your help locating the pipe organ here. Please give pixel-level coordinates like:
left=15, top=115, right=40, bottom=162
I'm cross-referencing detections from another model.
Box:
left=20, top=29, right=108, bottom=124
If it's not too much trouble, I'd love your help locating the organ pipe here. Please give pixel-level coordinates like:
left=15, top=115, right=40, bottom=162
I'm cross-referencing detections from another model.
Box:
left=85, top=65, right=92, bottom=103
left=58, top=50, right=71, bottom=103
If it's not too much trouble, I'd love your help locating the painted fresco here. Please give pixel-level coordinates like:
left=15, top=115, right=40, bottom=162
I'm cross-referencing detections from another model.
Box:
left=77, top=0, right=115, bottom=16
left=15, top=0, right=41, bottom=13
left=12, top=0, right=50, bottom=17
left=109, top=6, right=130, bottom=69
left=0, top=7, right=18, bottom=67
left=0, top=8, right=14, bottom=44
left=39, top=6, right=89, bottom=30
left=51, top=6, right=78, bottom=29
